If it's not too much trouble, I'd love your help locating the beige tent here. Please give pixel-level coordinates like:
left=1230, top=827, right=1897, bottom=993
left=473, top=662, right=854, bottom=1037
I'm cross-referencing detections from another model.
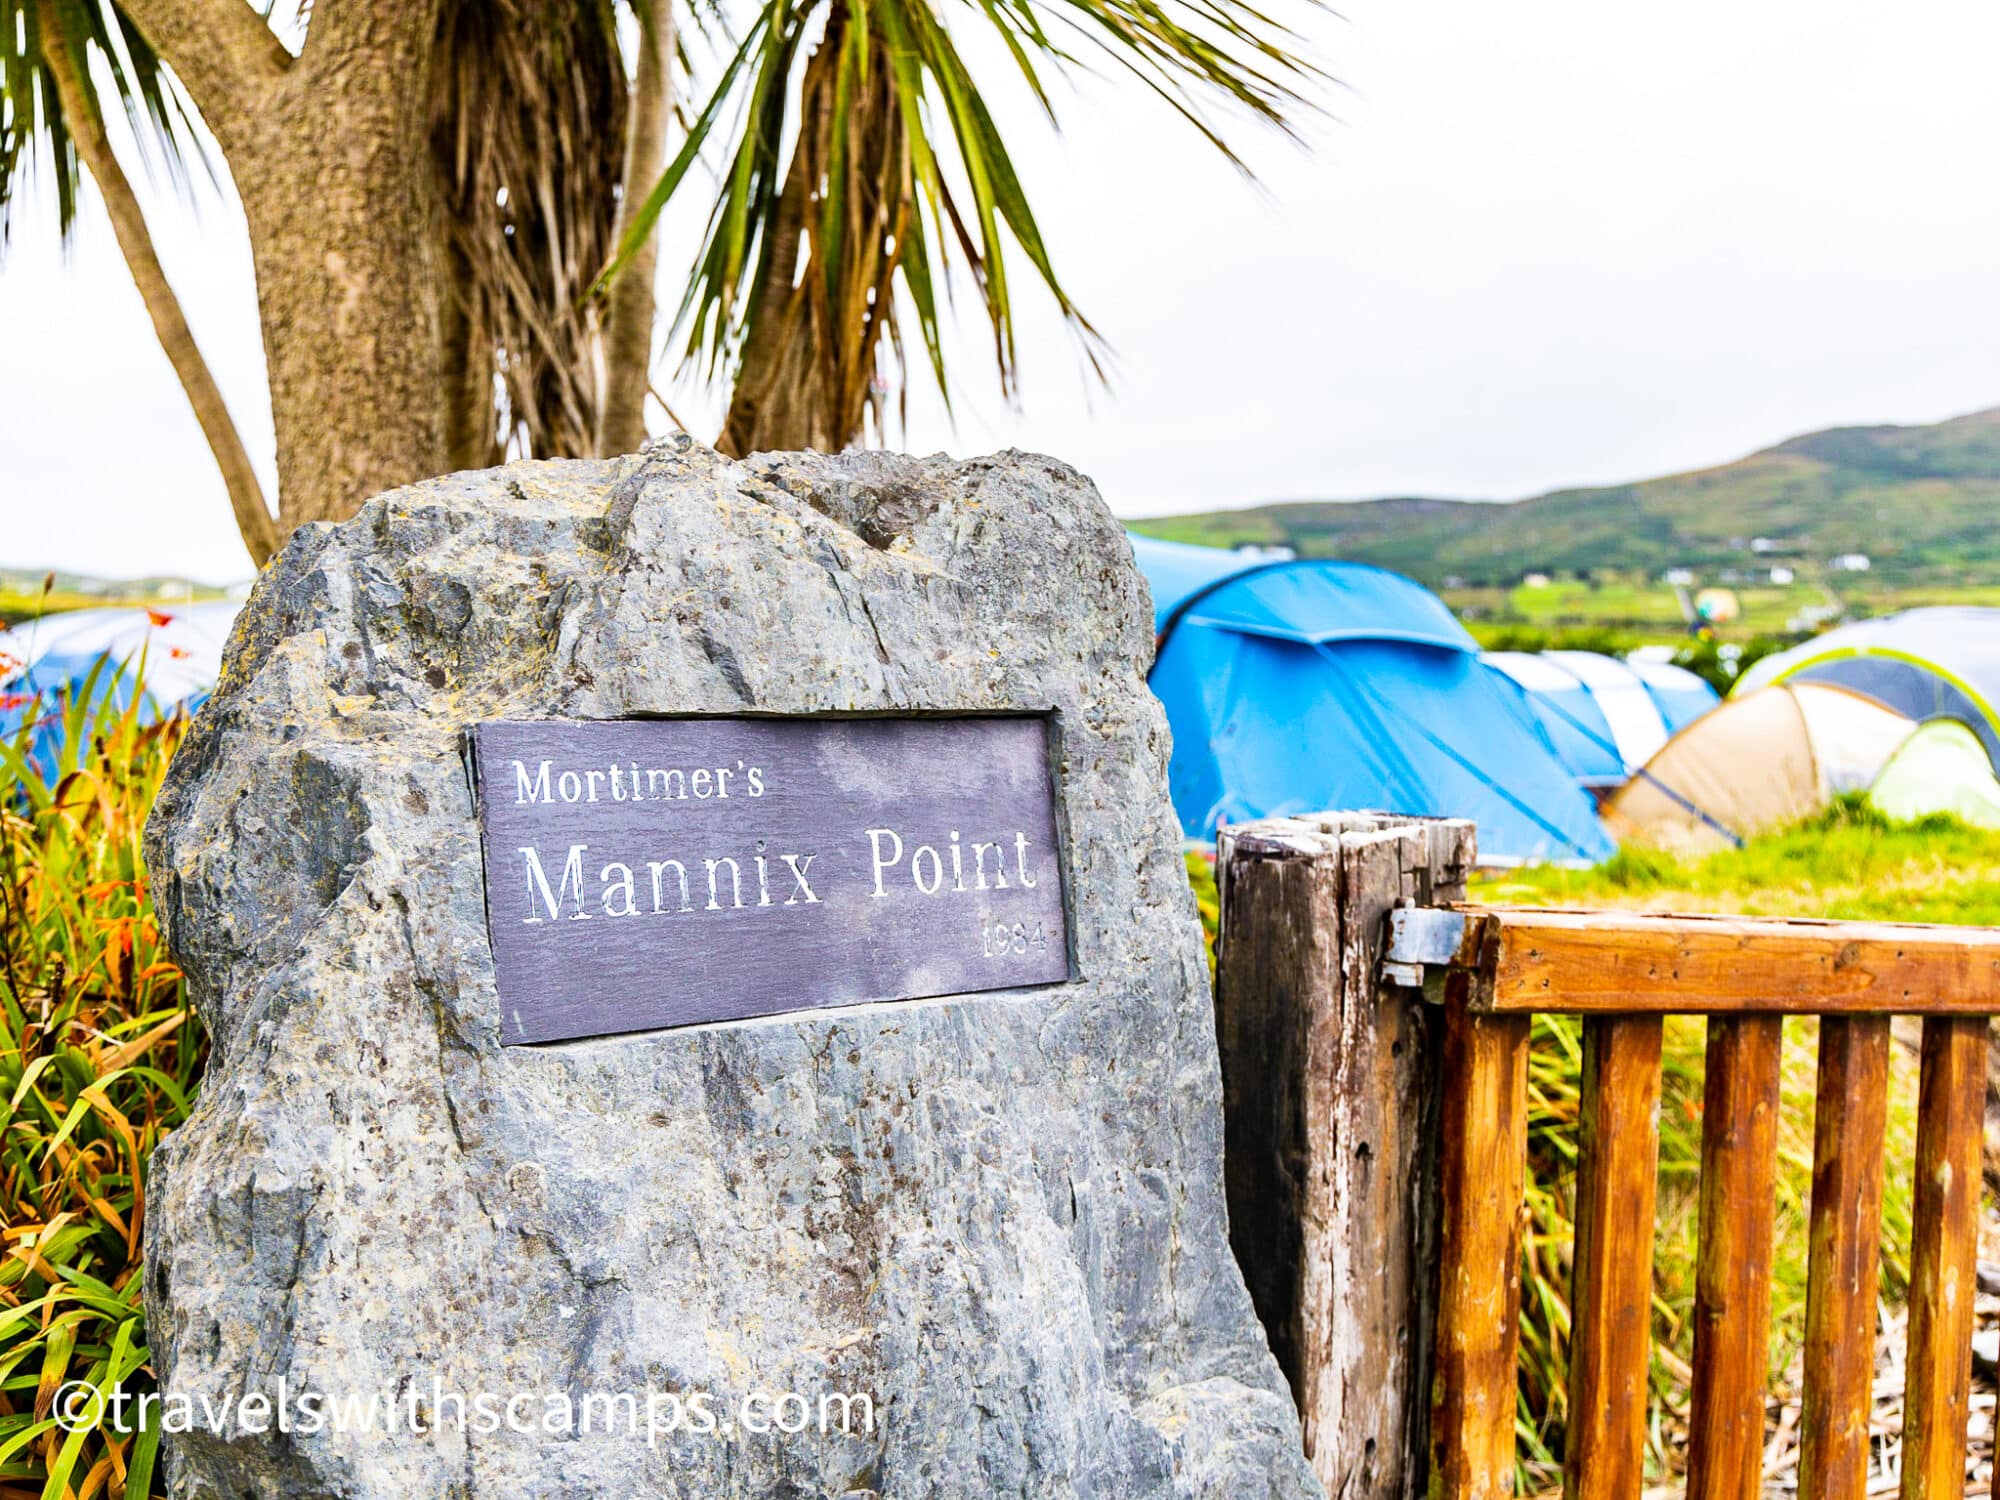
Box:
left=1604, top=681, right=1914, bottom=854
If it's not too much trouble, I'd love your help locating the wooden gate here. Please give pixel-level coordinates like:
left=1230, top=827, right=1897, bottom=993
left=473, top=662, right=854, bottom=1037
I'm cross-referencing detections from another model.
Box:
left=1402, top=905, right=1996, bottom=1500
left=1213, top=815, right=2000, bottom=1500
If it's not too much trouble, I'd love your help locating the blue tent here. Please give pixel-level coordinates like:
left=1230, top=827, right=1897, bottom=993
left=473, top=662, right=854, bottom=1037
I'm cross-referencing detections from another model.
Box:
left=0, top=602, right=240, bottom=774
left=1133, top=536, right=1614, bottom=863
left=1483, top=650, right=1717, bottom=791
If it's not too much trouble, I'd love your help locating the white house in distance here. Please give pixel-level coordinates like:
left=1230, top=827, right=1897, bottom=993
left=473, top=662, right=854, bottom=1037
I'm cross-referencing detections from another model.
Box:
left=1830, top=553, right=1873, bottom=573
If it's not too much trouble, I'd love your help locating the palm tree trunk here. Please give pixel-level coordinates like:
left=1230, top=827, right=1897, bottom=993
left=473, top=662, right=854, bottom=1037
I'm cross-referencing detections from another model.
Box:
left=597, top=0, right=673, bottom=456
left=97, top=0, right=449, bottom=544
left=239, top=2, right=449, bottom=532
left=35, top=0, right=278, bottom=566
left=439, top=239, right=499, bottom=471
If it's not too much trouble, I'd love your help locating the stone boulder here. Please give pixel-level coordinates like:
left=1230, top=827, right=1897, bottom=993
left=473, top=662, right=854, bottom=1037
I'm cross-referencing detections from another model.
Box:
left=144, top=439, right=1320, bottom=1499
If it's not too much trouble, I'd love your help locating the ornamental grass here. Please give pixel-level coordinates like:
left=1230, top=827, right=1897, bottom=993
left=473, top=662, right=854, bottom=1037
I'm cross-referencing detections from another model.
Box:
left=0, top=661, right=203, bottom=1500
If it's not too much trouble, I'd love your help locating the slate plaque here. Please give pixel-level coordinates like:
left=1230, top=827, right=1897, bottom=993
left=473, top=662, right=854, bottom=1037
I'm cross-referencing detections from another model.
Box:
left=470, top=716, right=1071, bottom=1044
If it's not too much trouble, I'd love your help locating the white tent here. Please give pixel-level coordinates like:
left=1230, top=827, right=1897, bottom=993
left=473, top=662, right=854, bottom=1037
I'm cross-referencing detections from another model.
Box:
left=1483, top=650, right=1717, bottom=790
left=0, top=602, right=242, bottom=719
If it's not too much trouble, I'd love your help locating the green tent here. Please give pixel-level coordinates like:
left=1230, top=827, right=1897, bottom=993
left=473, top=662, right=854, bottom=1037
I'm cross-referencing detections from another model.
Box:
left=1738, top=607, right=2000, bottom=768
left=1868, top=719, right=2000, bottom=829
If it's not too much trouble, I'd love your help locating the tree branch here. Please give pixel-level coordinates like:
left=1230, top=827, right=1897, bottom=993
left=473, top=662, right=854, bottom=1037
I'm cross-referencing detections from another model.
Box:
left=298, top=0, right=442, bottom=74
left=39, top=0, right=279, bottom=564
left=114, top=0, right=291, bottom=135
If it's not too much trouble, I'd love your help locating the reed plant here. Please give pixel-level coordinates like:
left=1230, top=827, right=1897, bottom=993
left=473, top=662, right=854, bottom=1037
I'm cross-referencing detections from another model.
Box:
left=0, top=660, right=202, bottom=1500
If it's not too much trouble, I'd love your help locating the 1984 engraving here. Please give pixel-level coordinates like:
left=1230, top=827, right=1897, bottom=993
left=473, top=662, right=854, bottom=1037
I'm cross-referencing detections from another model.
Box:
left=473, top=716, right=1071, bottom=1043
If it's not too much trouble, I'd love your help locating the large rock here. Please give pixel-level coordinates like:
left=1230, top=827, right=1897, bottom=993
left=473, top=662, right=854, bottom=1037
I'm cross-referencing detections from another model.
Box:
left=144, top=439, right=1318, bottom=1499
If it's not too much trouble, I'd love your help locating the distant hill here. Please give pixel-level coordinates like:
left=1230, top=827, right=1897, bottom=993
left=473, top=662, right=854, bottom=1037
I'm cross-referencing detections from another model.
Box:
left=1130, top=407, right=2000, bottom=589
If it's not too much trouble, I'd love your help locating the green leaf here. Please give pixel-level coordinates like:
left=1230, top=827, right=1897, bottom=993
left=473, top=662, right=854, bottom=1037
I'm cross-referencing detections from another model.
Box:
left=1, top=0, right=215, bottom=255
left=625, top=0, right=1320, bottom=446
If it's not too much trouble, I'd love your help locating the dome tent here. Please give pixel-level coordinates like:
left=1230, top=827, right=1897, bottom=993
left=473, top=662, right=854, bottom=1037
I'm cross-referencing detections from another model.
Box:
left=1483, top=650, right=1717, bottom=791
left=1132, top=535, right=1613, bottom=864
left=0, top=602, right=241, bottom=763
left=1868, top=719, right=2000, bottom=829
left=1603, top=680, right=1913, bottom=854
left=1736, top=607, right=2000, bottom=767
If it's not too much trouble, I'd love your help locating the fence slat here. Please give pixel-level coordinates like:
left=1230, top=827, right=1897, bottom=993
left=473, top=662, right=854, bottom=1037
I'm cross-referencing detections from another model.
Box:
left=1564, top=1014, right=1664, bottom=1500
left=1429, top=973, right=1530, bottom=1500
left=1687, top=1014, right=1785, bottom=1500
left=1800, top=1015, right=1891, bottom=1500
left=1901, top=1015, right=1987, bottom=1500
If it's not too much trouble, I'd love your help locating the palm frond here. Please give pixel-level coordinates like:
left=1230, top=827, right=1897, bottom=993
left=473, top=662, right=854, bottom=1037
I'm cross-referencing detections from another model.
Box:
left=607, top=0, right=1321, bottom=453
left=0, top=0, right=212, bottom=252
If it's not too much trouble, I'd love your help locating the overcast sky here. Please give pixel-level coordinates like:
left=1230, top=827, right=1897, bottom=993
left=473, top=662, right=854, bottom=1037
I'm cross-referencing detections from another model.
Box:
left=4, top=0, right=1998, bottom=584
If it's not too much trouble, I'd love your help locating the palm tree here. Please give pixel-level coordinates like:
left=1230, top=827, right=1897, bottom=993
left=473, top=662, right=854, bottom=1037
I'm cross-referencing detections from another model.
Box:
left=2, top=0, right=1313, bottom=561
left=3, top=0, right=663, bottom=563
left=622, top=0, right=1316, bottom=456
left=428, top=0, right=656, bottom=470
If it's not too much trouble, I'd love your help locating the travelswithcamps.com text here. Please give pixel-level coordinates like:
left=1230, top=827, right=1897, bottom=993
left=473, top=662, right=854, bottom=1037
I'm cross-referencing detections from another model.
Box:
left=53, top=1379, right=878, bottom=1446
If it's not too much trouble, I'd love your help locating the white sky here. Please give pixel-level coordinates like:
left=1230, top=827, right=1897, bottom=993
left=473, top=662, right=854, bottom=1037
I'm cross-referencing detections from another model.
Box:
left=3, top=0, right=1998, bottom=584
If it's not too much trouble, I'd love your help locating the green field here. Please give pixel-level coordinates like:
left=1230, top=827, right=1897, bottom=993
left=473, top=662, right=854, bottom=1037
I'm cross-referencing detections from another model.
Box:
left=1446, top=571, right=2000, bottom=653
left=1481, top=795, right=2000, bottom=924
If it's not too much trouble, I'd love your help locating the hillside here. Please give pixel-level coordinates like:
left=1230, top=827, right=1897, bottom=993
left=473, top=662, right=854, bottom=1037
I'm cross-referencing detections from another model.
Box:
left=0, top=568, right=234, bottom=627
left=1131, top=406, right=2000, bottom=591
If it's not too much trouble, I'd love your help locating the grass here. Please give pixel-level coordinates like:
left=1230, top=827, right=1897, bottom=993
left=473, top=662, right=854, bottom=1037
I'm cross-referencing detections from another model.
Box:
left=0, top=663, right=200, bottom=1499
left=1185, top=850, right=1219, bottom=978
left=1483, top=795, right=2000, bottom=925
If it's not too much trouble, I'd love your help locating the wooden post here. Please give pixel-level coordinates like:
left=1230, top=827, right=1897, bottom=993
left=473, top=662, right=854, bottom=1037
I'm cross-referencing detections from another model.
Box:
left=1428, top=976, right=1532, bottom=1500
left=1563, top=1014, right=1665, bottom=1500
left=1685, top=1014, right=1786, bottom=1500
left=1901, top=1015, right=1986, bottom=1500
left=1214, top=813, right=1476, bottom=1500
left=1799, top=1015, right=1891, bottom=1500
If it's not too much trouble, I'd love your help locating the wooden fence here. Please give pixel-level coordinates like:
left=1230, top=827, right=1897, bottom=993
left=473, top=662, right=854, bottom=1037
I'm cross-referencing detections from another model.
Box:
left=1213, top=814, right=2000, bottom=1500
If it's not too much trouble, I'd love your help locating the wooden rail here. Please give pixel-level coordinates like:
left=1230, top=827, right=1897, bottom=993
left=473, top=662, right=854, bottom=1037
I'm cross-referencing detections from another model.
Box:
left=1443, top=905, right=2000, bottom=1015
left=1412, top=904, right=2000, bottom=1500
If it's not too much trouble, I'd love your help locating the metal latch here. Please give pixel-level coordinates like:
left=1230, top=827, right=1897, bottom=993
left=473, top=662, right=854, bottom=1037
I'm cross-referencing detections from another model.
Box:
left=1380, top=904, right=1470, bottom=996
